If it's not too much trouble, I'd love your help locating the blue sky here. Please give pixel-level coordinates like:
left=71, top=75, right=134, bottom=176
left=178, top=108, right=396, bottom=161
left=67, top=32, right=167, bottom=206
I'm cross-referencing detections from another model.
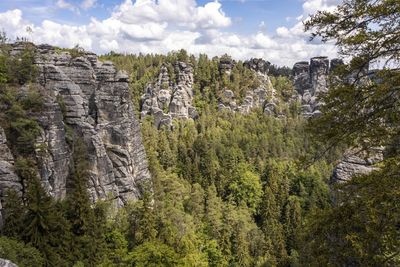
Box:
left=0, top=0, right=341, bottom=66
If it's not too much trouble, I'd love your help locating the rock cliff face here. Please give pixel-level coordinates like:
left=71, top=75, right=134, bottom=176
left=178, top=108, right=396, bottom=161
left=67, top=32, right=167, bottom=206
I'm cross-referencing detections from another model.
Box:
left=0, top=127, right=21, bottom=198
left=0, top=43, right=151, bottom=207
left=141, top=62, right=197, bottom=128
left=330, top=148, right=383, bottom=204
left=293, top=57, right=343, bottom=117
left=218, top=58, right=278, bottom=115
left=332, top=148, right=383, bottom=184
left=219, top=56, right=235, bottom=75
left=0, top=259, right=18, bottom=267
left=244, top=58, right=271, bottom=74
left=0, top=127, right=17, bottom=226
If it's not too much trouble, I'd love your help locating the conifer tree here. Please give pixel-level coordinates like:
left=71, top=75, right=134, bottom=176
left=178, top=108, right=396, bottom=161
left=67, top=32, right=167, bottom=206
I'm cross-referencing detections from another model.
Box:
left=2, top=189, right=25, bottom=239
left=65, top=136, right=106, bottom=265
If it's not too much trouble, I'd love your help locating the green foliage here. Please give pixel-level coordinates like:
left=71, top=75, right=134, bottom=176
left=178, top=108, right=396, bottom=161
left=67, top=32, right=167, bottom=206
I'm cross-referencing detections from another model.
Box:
left=126, top=241, right=179, bottom=267
left=0, top=236, right=44, bottom=267
left=271, top=76, right=295, bottom=102
left=0, top=41, right=340, bottom=266
left=0, top=44, right=37, bottom=85
left=228, top=163, right=262, bottom=211
left=64, top=135, right=108, bottom=265
left=55, top=45, right=85, bottom=59
left=136, top=103, right=331, bottom=266
left=302, top=1, right=400, bottom=265
left=0, top=85, right=44, bottom=156
left=1, top=189, right=25, bottom=238
left=18, top=158, right=71, bottom=266
left=302, top=160, right=400, bottom=266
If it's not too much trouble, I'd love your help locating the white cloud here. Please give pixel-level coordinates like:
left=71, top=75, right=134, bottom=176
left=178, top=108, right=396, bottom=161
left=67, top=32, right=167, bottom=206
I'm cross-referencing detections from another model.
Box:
left=301, top=0, right=341, bottom=19
left=81, top=0, right=97, bottom=10
left=0, top=0, right=342, bottom=67
left=56, top=0, right=76, bottom=12
left=113, top=0, right=231, bottom=29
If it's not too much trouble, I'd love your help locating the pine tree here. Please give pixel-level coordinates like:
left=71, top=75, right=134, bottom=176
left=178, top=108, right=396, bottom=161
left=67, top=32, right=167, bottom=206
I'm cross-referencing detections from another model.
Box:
left=16, top=158, right=70, bottom=266
left=2, top=189, right=25, bottom=239
left=65, top=136, right=106, bottom=265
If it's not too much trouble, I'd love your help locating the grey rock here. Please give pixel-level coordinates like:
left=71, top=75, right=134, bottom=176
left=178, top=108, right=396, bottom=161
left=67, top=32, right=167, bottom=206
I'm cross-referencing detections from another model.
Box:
left=332, top=148, right=384, bottom=184
left=244, top=58, right=271, bottom=74
left=293, top=61, right=311, bottom=95
left=219, top=56, right=235, bottom=75
left=302, top=90, right=312, bottom=104
left=310, top=57, right=329, bottom=95
left=264, top=102, right=277, bottom=115
left=5, top=43, right=151, bottom=206
left=0, top=259, right=18, bottom=267
left=217, top=61, right=276, bottom=114
left=0, top=127, right=21, bottom=197
left=293, top=57, right=340, bottom=118
left=0, top=127, right=21, bottom=228
left=312, top=110, right=322, bottom=117
left=223, top=90, right=235, bottom=101
left=301, top=104, right=312, bottom=113
left=141, top=62, right=197, bottom=128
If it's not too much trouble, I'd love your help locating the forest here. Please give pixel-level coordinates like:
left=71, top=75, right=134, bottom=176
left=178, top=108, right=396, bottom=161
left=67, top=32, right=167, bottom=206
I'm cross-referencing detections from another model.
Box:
left=0, top=0, right=399, bottom=266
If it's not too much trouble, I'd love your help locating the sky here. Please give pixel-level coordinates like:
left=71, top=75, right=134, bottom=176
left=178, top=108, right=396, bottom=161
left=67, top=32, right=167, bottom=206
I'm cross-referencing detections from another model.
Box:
left=0, top=0, right=342, bottom=66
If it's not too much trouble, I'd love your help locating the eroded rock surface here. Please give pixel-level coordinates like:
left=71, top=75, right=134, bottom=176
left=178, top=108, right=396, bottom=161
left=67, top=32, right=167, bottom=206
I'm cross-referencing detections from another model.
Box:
left=1, top=43, right=151, bottom=206
left=219, top=56, right=235, bottom=75
left=0, top=126, right=21, bottom=227
left=332, top=148, right=383, bottom=184
left=0, top=259, right=18, bottom=267
left=218, top=58, right=278, bottom=115
left=244, top=58, right=271, bottom=74
left=293, top=57, right=343, bottom=117
left=141, top=62, right=197, bottom=128
left=0, top=127, right=21, bottom=198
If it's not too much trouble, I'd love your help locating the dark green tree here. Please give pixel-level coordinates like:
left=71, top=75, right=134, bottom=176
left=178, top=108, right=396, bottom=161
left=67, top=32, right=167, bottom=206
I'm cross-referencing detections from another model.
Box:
left=2, top=189, right=25, bottom=239
left=303, top=0, right=400, bottom=265
left=65, top=136, right=106, bottom=265
left=16, top=158, right=70, bottom=266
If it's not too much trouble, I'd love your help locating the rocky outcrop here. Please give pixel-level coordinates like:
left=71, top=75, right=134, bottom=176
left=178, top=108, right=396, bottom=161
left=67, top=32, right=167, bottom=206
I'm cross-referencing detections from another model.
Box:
left=0, top=127, right=21, bottom=198
left=0, top=259, right=18, bottom=267
left=141, top=62, right=197, bottom=128
left=218, top=84, right=277, bottom=115
left=244, top=58, right=271, bottom=74
left=219, top=56, right=235, bottom=75
left=310, top=57, right=330, bottom=95
left=2, top=43, right=151, bottom=206
left=330, top=148, right=384, bottom=204
left=293, top=57, right=343, bottom=117
left=332, top=148, right=383, bottom=184
left=218, top=58, right=277, bottom=115
left=0, top=126, right=21, bottom=227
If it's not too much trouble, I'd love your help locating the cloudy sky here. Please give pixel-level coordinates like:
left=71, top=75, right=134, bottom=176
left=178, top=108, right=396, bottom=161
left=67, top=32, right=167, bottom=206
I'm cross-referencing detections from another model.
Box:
left=0, top=0, right=341, bottom=66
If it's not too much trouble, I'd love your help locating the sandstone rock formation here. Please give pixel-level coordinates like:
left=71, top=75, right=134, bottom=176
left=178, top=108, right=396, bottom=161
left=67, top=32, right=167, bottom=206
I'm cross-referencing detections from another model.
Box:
left=293, top=57, right=343, bottom=117
left=218, top=58, right=278, bottom=115
left=244, top=58, right=271, bottom=74
left=0, top=125, right=21, bottom=226
left=0, top=127, right=21, bottom=198
left=141, top=62, right=197, bottom=128
left=219, top=56, right=235, bottom=75
left=332, top=148, right=383, bottom=184
left=0, top=259, right=18, bottom=267
left=330, top=148, right=384, bottom=204
left=0, top=43, right=151, bottom=207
